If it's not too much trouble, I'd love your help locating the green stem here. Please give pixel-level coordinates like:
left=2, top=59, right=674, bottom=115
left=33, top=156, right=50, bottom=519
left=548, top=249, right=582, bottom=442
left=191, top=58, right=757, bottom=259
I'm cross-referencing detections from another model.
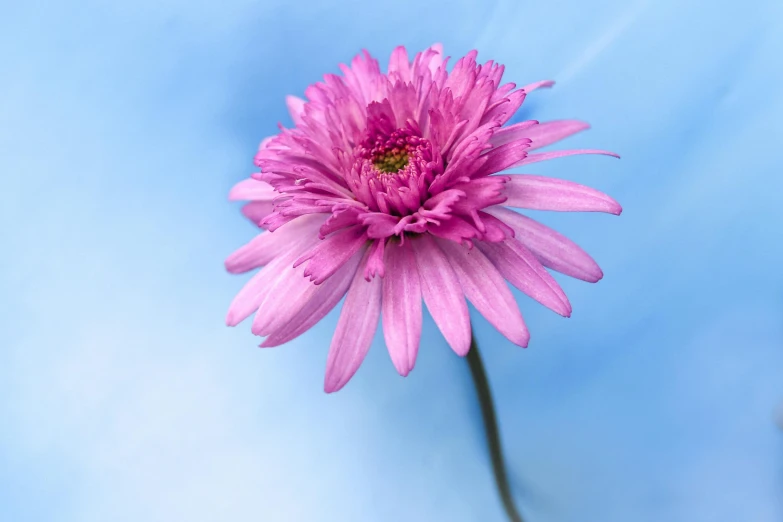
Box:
left=466, top=334, right=524, bottom=522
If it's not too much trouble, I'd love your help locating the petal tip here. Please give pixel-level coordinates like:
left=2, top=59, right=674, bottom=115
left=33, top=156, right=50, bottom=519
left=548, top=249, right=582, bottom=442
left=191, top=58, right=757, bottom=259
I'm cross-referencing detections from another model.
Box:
left=588, top=268, right=604, bottom=283
left=323, top=379, right=342, bottom=394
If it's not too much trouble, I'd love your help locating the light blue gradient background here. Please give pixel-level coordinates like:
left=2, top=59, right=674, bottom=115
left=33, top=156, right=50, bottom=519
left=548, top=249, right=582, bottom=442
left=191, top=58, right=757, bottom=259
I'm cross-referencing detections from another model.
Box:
left=2, top=0, right=782, bottom=520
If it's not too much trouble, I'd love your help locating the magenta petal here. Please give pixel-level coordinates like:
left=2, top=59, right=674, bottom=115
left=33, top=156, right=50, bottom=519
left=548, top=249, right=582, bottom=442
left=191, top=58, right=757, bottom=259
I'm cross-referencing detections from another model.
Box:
left=437, top=239, right=529, bottom=347
left=485, top=206, right=603, bottom=282
left=476, top=139, right=531, bottom=177
left=225, top=215, right=324, bottom=274
left=261, top=246, right=366, bottom=347
left=382, top=240, right=422, bottom=376
left=522, top=120, right=590, bottom=150
left=324, top=253, right=383, bottom=392
left=410, top=235, right=471, bottom=356
left=504, top=175, right=622, bottom=214
left=229, top=178, right=277, bottom=201
left=516, top=149, right=620, bottom=166
left=478, top=240, right=572, bottom=317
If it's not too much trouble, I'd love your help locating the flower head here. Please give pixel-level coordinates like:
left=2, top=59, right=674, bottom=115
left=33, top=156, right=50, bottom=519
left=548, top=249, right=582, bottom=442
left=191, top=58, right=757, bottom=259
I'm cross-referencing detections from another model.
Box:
left=226, top=45, right=621, bottom=392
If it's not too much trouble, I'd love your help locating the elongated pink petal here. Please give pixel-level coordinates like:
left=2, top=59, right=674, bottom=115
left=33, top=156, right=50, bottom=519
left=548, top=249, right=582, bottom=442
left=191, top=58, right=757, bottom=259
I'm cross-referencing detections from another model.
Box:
left=504, top=175, right=622, bottom=214
left=485, top=206, right=603, bottom=282
left=475, top=139, right=531, bottom=177
left=250, top=265, right=314, bottom=337
left=388, top=46, right=411, bottom=83
left=382, top=240, right=422, bottom=376
left=261, top=246, right=366, bottom=347
left=488, top=120, right=539, bottom=147
left=523, top=120, right=590, bottom=150
left=410, top=235, right=471, bottom=356
left=295, top=225, right=368, bottom=284
left=515, top=149, right=620, bottom=167
left=324, top=252, right=383, bottom=392
left=225, top=215, right=324, bottom=274
left=437, top=239, right=529, bottom=347
left=229, top=178, right=277, bottom=201
left=286, top=95, right=306, bottom=127
left=241, top=201, right=275, bottom=226
left=521, top=80, right=555, bottom=93
left=478, top=240, right=571, bottom=317
left=224, top=235, right=318, bottom=327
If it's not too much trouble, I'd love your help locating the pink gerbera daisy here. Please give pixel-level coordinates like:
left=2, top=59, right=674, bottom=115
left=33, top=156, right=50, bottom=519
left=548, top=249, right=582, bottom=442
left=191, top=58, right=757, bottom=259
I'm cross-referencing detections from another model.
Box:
left=226, top=44, right=621, bottom=393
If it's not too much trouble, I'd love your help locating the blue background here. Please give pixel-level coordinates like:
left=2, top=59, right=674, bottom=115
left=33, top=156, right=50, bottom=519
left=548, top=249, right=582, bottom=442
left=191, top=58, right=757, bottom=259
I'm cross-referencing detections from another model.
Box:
left=2, top=0, right=782, bottom=520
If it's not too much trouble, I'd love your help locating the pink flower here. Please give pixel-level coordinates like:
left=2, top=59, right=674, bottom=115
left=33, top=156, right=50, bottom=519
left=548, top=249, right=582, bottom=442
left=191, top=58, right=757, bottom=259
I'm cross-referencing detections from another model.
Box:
left=226, top=45, right=621, bottom=392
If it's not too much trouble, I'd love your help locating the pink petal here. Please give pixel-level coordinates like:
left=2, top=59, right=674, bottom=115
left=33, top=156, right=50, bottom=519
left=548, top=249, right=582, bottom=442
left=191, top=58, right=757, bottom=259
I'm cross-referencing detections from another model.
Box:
left=411, top=235, right=471, bottom=356
left=485, top=206, right=603, bottom=282
left=324, top=252, right=383, bottom=392
left=522, top=120, right=591, bottom=150
left=478, top=240, right=572, bottom=317
left=515, top=149, right=620, bottom=166
left=437, top=239, right=529, bottom=347
left=261, top=246, right=366, bottom=347
left=250, top=264, right=315, bottom=337
left=241, top=201, right=275, bottom=226
left=382, top=240, right=422, bottom=376
left=475, top=139, right=532, bottom=177
left=286, top=95, right=306, bottom=127
left=521, top=80, right=555, bottom=93
left=228, top=178, right=277, bottom=201
left=504, top=175, right=622, bottom=214
left=225, top=215, right=324, bottom=274
left=488, top=120, right=539, bottom=147
left=364, top=238, right=386, bottom=280
left=388, top=46, right=411, bottom=83
left=295, top=225, right=368, bottom=284
left=224, top=236, right=317, bottom=327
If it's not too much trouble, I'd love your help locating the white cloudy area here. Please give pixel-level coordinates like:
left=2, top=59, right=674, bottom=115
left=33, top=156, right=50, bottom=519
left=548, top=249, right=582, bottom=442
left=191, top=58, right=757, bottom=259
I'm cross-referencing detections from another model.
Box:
left=1, top=0, right=782, bottom=521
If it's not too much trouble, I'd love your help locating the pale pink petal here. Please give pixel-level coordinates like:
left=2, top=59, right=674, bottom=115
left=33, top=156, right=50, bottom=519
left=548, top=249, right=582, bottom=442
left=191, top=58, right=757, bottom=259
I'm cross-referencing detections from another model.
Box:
left=241, top=201, right=275, bottom=225
left=382, top=240, right=422, bottom=376
left=522, top=120, right=590, bottom=150
left=324, top=252, right=383, bottom=392
left=504, top=175, right=622, bottom=215
left=388, top=46, right=411, bottom=83
left=261, top=245, right=366, bottom=347
left=521, top=80, right=555, bottom=93
left=225, top=215, right=324, bottom=274
left=224, top=235, right=318, bottom=327
left=411, top=235, right=471, bottom=356
left=485, top=206, right=603, bottom=282
left=228, top=178, right=277, bottom=201
left=478, top=240, right=571, bottom=317
left=437, top=239, right=529, bottom=347
left=488, top=120, right=539, bottom=147
left=515, top=149, right=620, bottom=167
left=286, top=95, right=306, bottom=127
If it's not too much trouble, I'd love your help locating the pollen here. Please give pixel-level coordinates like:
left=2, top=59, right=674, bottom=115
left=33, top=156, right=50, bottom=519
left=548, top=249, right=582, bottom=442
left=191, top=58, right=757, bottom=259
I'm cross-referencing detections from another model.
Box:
left=373, top=148, right=410, bottom=174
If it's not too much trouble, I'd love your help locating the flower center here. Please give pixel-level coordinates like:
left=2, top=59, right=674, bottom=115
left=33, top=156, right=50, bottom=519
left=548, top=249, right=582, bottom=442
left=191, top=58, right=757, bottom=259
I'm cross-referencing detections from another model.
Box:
left=372, top=148, right=410, bottom=174
left=348, top=127, right=444, bottom=216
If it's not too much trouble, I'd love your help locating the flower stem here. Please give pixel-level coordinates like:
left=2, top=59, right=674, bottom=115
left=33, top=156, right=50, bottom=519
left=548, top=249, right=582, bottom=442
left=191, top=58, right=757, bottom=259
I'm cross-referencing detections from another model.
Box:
left=466, top=334, right=524, bottom=522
